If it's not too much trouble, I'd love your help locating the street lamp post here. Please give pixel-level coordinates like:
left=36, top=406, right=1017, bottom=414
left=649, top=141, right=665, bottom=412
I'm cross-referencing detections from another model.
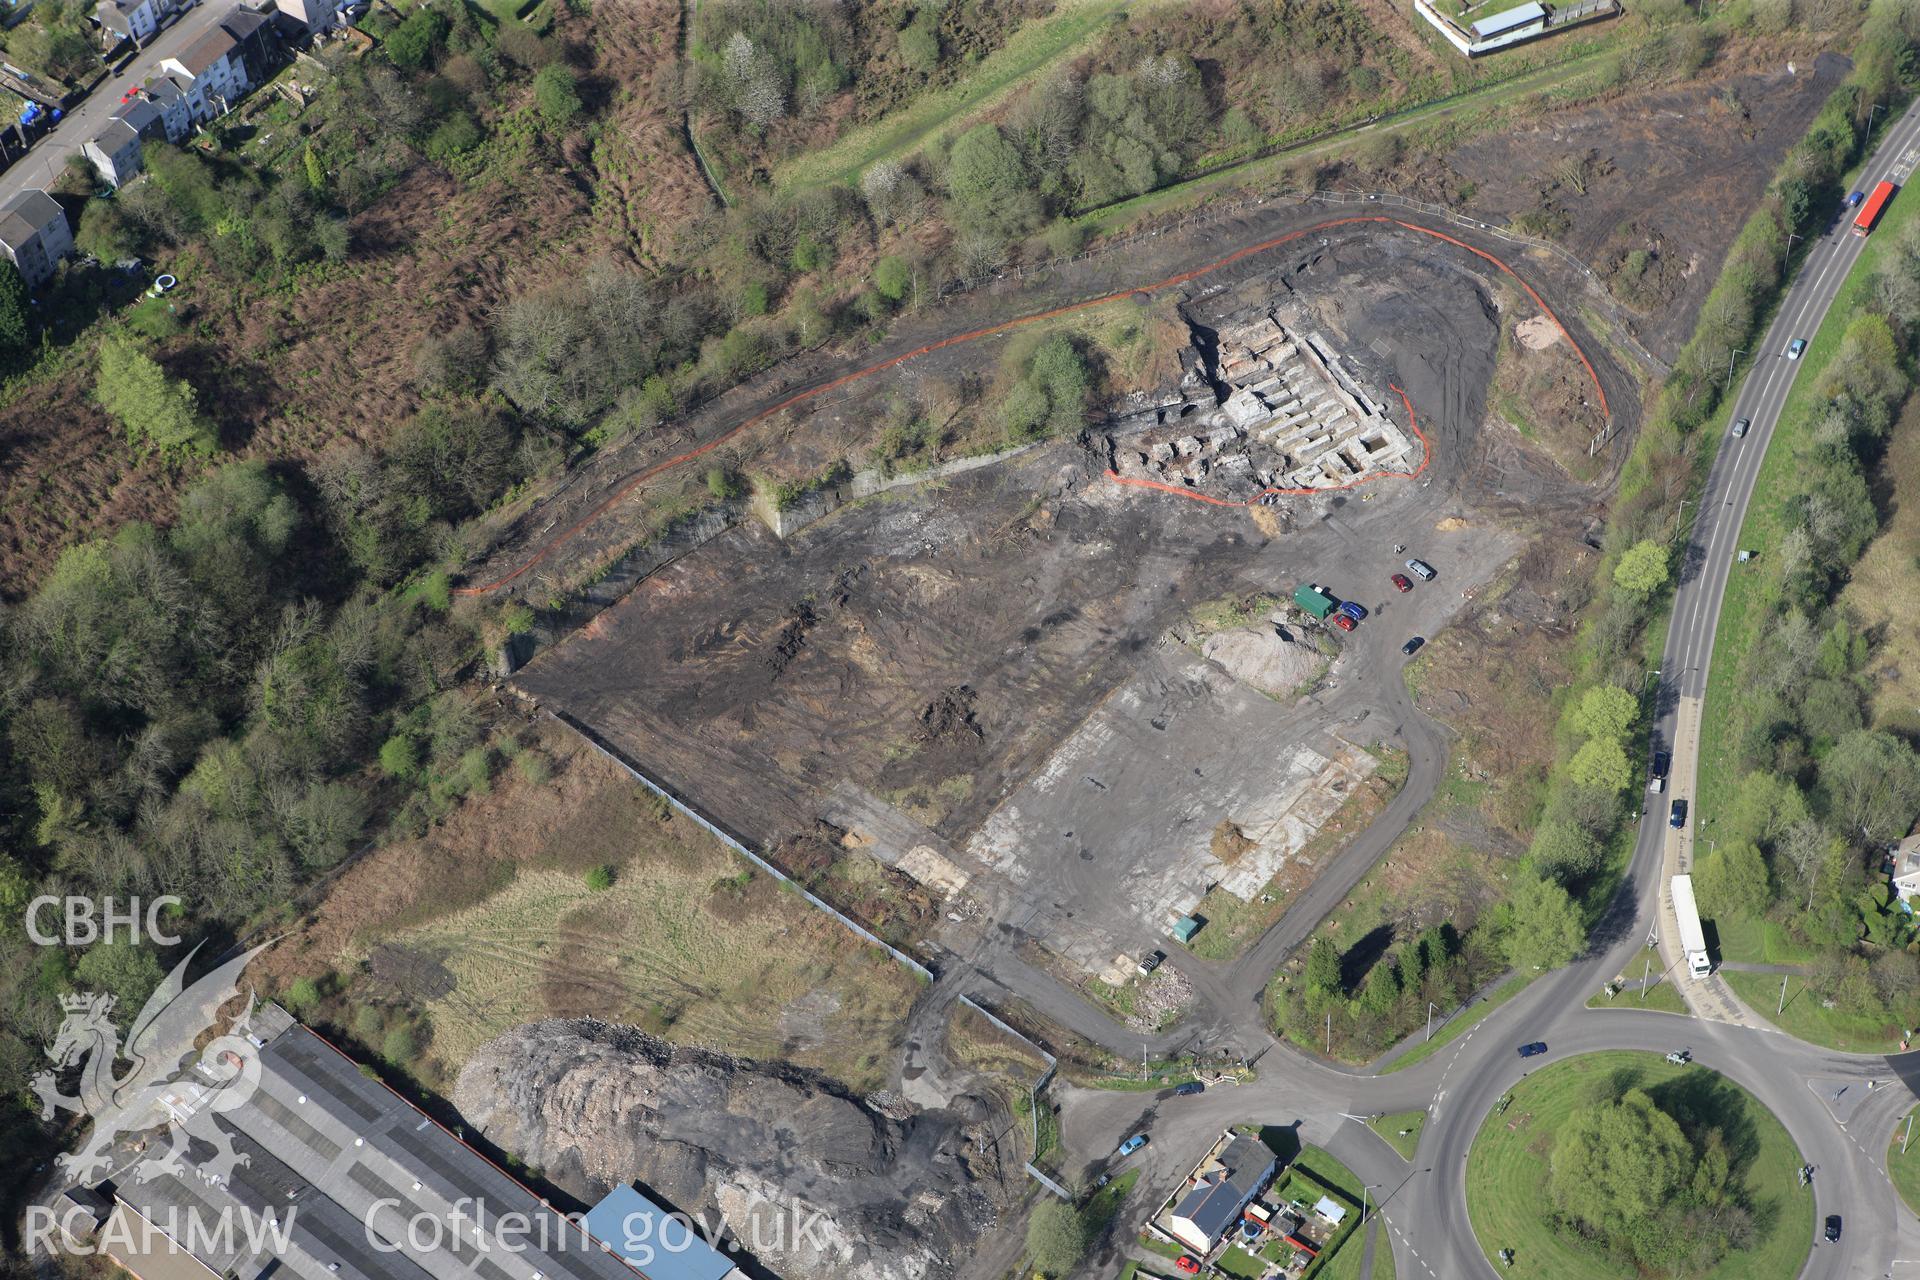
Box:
left=1870, top=101, right=1887, bottom=134
left=1426, top=1002, right=1439, bottom=1041
left=1783, top=232, right=1802, bottom=273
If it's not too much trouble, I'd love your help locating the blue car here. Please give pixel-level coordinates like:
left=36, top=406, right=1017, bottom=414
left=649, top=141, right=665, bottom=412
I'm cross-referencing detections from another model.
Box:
left=1849, top=190, right=1866, bottom=207
left=1117, top=1134, right=1148, bottom=1156
left=1518, top=1041, right=1548, bottom=1058
left=1173, top=1081, right=1205, bottom=1097
left=1337, top=600, right=1367, bottom=622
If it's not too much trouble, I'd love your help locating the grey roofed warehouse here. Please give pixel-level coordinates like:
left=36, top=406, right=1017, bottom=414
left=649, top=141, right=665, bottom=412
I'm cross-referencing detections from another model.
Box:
left=61, top=1003, right=659, bottom=1280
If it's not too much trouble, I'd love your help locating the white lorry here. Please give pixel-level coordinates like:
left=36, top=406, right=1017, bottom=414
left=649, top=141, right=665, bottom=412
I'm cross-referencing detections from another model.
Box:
left=1672, top=873, right=1712, bottom=980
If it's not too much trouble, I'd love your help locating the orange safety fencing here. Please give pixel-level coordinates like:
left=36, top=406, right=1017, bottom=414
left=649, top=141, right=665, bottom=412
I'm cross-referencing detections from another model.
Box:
left=456, top=217, right=1605, bottom=595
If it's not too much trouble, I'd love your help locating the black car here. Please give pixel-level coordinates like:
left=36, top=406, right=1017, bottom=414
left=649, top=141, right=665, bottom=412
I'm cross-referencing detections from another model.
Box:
left=1652, top=751, right=1671, bottom=779
left=1173, top=1081, right=1205, bottom=1097
left=1518, top=1041, right=1548, bottom=1058
left=1670, top=799, right=1689, bottom=830
left=1402, top=636, right=1424, bottom=656
left=1825, top=1215, right=1842, bottom=1243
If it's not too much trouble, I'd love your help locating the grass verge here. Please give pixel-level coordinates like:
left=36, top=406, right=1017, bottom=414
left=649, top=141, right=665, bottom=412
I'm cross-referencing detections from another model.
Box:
left=1382, top=974, right=1530, bottom=1074
left=1586, top=946, right=1686, bottom=1013
left=1366, top=1110, right=1426, bottom=1160
left=1723, top=969, right=1906, bottom=1054
left=1889, top=1106, right=1920, bottom=1215
left=1465, top=1051, right=1811, bottom=1280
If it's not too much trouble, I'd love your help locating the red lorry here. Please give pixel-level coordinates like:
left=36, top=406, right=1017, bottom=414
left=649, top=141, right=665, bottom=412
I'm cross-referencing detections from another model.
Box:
left=1854, top=180, right=1897, bottom=236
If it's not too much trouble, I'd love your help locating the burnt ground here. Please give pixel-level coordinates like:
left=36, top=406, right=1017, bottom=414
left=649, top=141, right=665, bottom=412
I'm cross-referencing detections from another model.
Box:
left=509, top=221, right=1600, bottom=975
left=1445, top=49, right=1851, bottom=360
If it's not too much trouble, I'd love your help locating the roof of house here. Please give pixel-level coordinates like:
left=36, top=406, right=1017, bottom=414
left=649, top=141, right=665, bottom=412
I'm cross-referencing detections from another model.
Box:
left=170, top=25, right=239, bottom=75
left=221, top=8, right=273, bottom=40
left=95, top=1, right=133, bottom=34
left=0, top=189, right=64, bottom=250
left=584, top=1187, right=736, bottom=1280
left=1172, top=1136, right=1275, bottom=1243
left=91, top=117, right=140, bottom=153
left=117, top=97, right=163, bottom=134
left=1469, top=1, right=1547, bottom=38
left=96, top=1004, right=654, bottom=1280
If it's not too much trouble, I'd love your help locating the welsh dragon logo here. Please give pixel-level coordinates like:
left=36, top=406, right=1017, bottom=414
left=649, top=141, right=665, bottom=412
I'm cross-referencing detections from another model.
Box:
left=33, top=942, right=272, bottom=1191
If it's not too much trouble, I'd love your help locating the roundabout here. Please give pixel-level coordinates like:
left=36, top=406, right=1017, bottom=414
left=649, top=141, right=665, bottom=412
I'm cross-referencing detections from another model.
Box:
left=1464, top=1049, right=1812, bottom=1280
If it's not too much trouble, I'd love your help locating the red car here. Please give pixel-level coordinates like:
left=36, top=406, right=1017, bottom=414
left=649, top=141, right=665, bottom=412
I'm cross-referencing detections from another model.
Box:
left=1391, top=572, right=1413, bottom=592
left=1331, top=612, right=1356, bottom=632
left=1175, top=1257, right=1200, bottom=1275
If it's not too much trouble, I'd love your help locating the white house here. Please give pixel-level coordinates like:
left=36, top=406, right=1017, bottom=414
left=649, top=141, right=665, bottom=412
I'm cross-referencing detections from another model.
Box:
left=0, top=189, right=73, bottom=288
left=95, top=0, right=160, bottom=44
left=160, top=25, right=251, bottom=121
left=275, top=0, right=341, bottom=34
left=134, top=76, right=193, bottom=141
left=82, top=117, right=143, bottom=187
left=1892, top=833, right=1920, bottom=901
left=1168, top=1134, right=1277, bottom=1254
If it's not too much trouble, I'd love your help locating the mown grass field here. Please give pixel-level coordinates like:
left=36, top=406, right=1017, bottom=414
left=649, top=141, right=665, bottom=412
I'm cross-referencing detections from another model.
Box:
left=1586, top=947, right=1686, bottom=1013
left=1465, top=1051, right=1811, bottom=1280
left=1694, top=181, right=1920, bottom=915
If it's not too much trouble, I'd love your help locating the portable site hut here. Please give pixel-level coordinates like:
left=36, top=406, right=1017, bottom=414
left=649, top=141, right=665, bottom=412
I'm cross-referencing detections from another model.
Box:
left=1468, top=1, right=1547, bottom=40
left=1172, top=916, right=1202, bottom=944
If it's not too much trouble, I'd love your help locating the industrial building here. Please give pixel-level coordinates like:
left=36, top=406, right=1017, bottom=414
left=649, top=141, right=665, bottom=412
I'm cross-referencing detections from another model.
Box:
left=52, top=1003, right=672, bottom=1280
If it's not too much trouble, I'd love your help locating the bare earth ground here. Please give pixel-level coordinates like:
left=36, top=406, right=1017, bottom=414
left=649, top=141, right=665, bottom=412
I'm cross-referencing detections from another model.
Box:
left=1442, top=48, right=1851, bottom=359
left=254, top=718, right=920, bottom=1092
left=509, top=221, right=1604, bottom=982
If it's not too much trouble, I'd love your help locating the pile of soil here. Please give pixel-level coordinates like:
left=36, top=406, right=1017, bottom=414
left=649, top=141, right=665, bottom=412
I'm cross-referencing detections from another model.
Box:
left=454, top=1019, right=1006, bottom=1280
left=1201, top=624, right=1322, bottom=697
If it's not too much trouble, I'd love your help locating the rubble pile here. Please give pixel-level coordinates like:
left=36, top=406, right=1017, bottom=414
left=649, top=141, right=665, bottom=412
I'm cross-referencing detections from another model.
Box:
left=1114, top=305, right=1416, bottom=499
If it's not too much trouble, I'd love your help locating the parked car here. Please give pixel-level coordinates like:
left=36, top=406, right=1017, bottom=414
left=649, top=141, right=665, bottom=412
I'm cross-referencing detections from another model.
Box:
left=1732, top=417, right=1750, bottom=438
left=1670, top=798, right=1689, bottom=829
left=1401, top=637, right=1424, bottom=655
left=1117, top=1134, right=1148, bottom=1157
left=1825, top=1215, right=1842, bottom=1243
left=1787, top=338, right=1808, bottom=360
left=1331, top=612, right=1356, bottom=632
left=1406, top=558, right=1436, bottom=581
left=1138, top=950, right=1165, bottom=976
left=1666, top=1049, right=1691, bottom=1065
left=1518, top=1041, right=1548, bottom=1058
left=1652, top=750, right=1671, bottom=779
left=1648, top=774, right=1665, bottom=794
left=1337, top=600, right=1367, bottom=621
left=1173, top=1081, right=1205, bottom=1097
left=1391, top=572, right=1414, bottom=593
left=1175, top=1256, right=1201, bottom=1274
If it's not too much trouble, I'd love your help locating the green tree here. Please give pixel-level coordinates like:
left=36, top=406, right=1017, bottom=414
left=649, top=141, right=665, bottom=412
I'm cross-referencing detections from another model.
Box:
left=533, top=62, right=581, bottom=129
left=379, top=734, right=421, bottom=779
left=1569, top=735, right=1631, bottom=793
left=1823, top=729, right=1920, bottom=843
left=285, top=977, right=323, bottom=1012
left=946, top=123, right=1042, bottom=237
left=1694, top=840, right=1769, bottom=920
left=1570, top=684, right=1638, bottom=742
left=384, top=5, right=446, bottom=69
left=896, top=11, right=938, bottom=72
left=873, top=255, right=910, bottom=302
left=75, top=199, right=140, bottom=267
left=1025, top=1200, right=1089, bottom=1276
left=1549, top=1088, right=1694, bottom=1237
left=1303, top=936, right=1341, bottom=1005
left=1532, top=820, right=1602, bottom=887
left=0, top=258, right=29, bottom=364
left=96, top=334, right=217, bottom=457
left=1361, top=954, right=1401, bottom=1015
left=1613, top=539, right=1670, bottom=598
left=73, top=940, right=166, bottom=1020
left=303, top=143, right=327, bottom=195
left=585, top=864, right=614, bottom=891
left=1505, top=872, right=1585, bottom=970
